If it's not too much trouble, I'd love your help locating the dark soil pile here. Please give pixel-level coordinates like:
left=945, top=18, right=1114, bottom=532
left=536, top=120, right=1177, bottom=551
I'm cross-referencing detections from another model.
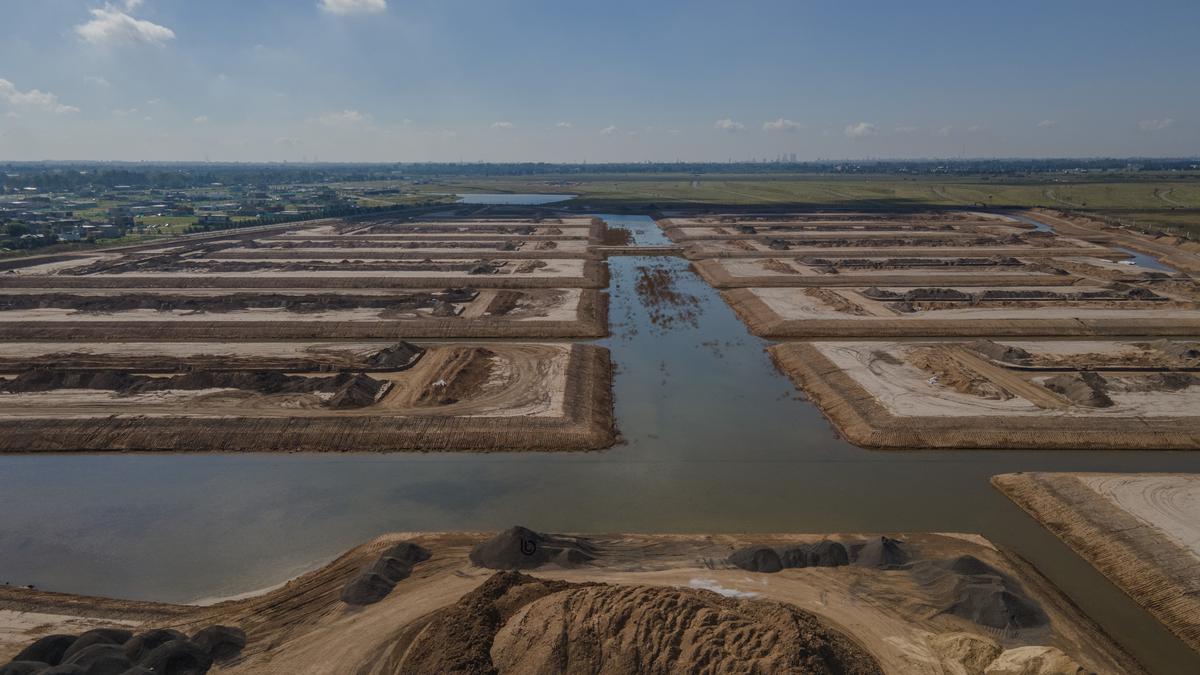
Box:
left=3, top=625, right=241, bottom=675
left=363, top=341, right=425, bottom=370
left=1043, top=372, right=1114, bottom=407
left=484, top=290, right=523, bottom=316
left=852, top=536, right=911, bottom=569
left=601, top=227, right=634, bottom=246
left=967, top=340, right=1033, bottom=365
left=1, top=368, right=391, bottom=409
left=731, top=541, right=850, bottom=572
left=910, top=555, right=1048, bottom=631
left=0, top=291, right=477, bottom=315
left=326, top=373, right=391, bottom=409
left=468, top=526, right=596, bottom=570
left=340, top=541, right=431, bottom=606
left=420, top=348, right=496, bottom=406
left=1151, top=340, right=1200, bottom=364
left=397, top=571, right=884, bottom=674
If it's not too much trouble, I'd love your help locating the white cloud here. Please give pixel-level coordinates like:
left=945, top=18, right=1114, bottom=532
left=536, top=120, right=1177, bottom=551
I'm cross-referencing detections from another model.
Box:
left=844, top=122, right=878, bottom=138
left=714, top=118, right=745, bottom=132
left=1037, top=119, right=1057, bottom=128
left=193, top=116, right=209, bottom=124
left=763, top=117, right=801, bottom=131
left=1139, top=118, right=1174, bottom=131
left=967, top=124, right=983, bottom=133
left=762, top=118, right=801, bottom=132
left=936, top=125, right=953, bottom=137
left=317, top=109, right=368, bottom=125
left=319, top=0, right=387, bottom=15
left=123, top=0, right=145, bottom=10
left=600, top=125, right=618, bottom=135
left=84, top=75, right=111, bottom=88
left=555, top=121, right=573, bottom=128
left=491, top=121, right=514, bottom=129
left=0, top=79, right=79, bottom=114
left=667, top=129, right=681, bottom=135
left=112, top=108, right=139, bottom=117
left=75, top=4, right=176, bottom=47
left=894, top=125, right=919, bottom=134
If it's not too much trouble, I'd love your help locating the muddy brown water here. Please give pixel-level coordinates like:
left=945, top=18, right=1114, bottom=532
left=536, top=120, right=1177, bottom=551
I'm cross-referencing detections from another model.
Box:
left=1, top=214, right=1199, bottom=673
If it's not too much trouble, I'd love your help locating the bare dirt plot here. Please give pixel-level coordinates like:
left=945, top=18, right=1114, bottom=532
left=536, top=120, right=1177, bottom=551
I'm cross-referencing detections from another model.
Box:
left=0, top=287, right=607, bottom=339
left=994, top=473, right=1200, bottom=654
left=768, top=341, right=1200, bottom=449
left=692, top=257, right=1090, bottom=288
left=0, top=342, right=614, bottom=452
left=0, top=531, right=1143, bottom=674
left=727, top=286, right=1200, bottom=337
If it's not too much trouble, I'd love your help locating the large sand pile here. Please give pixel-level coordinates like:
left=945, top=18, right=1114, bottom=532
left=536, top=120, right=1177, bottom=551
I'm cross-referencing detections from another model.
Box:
left=396, top=571, right=883, bottom=675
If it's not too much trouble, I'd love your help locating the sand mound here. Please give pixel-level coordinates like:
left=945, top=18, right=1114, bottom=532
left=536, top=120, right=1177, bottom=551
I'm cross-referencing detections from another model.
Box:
left=468, top=526, right=596, bottom=570
left=929, top=632, right=1003, bottom=675
left=397, top=571, right=883, bottom=675
left=984, top=646, right=1086, bottom=675
left=853, top=536, right=911, bottom=568
left=1042, top=372, right=1113, bottom=408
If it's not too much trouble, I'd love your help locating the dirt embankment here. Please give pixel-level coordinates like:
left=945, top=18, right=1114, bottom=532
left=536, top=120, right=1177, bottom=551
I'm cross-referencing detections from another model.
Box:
left=0, top=531, right=1141, bottom=675
left=0, top=289, right=478, bottom=314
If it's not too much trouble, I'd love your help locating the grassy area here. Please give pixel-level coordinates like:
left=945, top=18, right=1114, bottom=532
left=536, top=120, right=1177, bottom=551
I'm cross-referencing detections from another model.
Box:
left=404, top=173, right=1200, bottom=238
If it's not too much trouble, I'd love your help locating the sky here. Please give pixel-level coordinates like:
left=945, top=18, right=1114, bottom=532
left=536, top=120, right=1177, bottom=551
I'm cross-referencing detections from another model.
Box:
left=0, top=0, right=1197, bottom=162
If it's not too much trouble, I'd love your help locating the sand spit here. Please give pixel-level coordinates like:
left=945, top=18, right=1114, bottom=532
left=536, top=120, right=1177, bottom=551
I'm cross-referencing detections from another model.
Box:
left=768, top=341, right=1200, bottom=449
left=0, top=343, right=614, bottom=453
left=993, top=473, right=1200, bottom=654
left=0, top=531, right=1144, bottom=674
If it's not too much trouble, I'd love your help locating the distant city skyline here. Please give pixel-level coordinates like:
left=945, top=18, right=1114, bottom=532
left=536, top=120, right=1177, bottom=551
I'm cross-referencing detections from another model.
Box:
left=1, top=0, right=1196, bottom=162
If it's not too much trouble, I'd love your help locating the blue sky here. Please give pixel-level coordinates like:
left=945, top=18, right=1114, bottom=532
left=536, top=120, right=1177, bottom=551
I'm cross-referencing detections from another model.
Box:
left=0, top=0, right=1196, bottom=161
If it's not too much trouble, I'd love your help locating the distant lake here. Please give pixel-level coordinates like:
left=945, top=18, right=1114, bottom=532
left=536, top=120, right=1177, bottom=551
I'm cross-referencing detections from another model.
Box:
left=454, top=193, right=575, bottom=205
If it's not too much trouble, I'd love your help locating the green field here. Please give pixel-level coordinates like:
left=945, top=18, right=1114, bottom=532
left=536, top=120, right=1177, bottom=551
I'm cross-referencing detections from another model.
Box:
left=407, top=173, right=1200, bottom=238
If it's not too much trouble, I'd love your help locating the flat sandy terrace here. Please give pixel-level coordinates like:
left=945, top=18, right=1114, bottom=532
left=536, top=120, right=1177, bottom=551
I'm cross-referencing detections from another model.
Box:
left=691, top=256, right=1140, bottom=288
left=769, top=341, right=1200, bottom=450
left=668, top=223, right=1032, bottom=242
left=993, top=473, right=1200, bottom=654
left=0, top=531, right=1143, bottom=674
left=726, top=285, right=1200, bottom=337
left=682, top=237, right=1118, bottom=260
left=0, top=287, right=606, bottom=339
left=0, top=257, right=608, bottom=289
left=0, top=342, right=613, bottom=452
left=208, top=238, right=595, bottom=260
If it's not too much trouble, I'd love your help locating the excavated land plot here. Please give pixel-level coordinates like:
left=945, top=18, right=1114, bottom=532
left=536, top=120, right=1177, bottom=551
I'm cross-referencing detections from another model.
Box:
left=0, top=216, right=611, bottom=289
left=1024, top=209, right=1200, bottom=275
left=0, top=531, right=1144, bottom=674
left=994, top=473, right=1200, bottom=654
left=0, top=342, right=614, bottom=452
left=0, top=287, right=607, bottom=339
left=0, top=257, right=608, bottom=289
left=690, top=256, right=1126, bottom=288
left=727, top=285, right=1200, bottom=337
left=769, top=341, right=1200, bottom=449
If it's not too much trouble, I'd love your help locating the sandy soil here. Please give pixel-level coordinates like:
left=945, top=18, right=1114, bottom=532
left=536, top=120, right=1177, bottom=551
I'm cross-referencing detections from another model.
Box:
left=0, top=531, right=1143, bottom=674
left=813, top=341, right=1200, bottom=419
left=994, top=473, right=1200, bottom=653
left=0, top=343, right=572, bottom=420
